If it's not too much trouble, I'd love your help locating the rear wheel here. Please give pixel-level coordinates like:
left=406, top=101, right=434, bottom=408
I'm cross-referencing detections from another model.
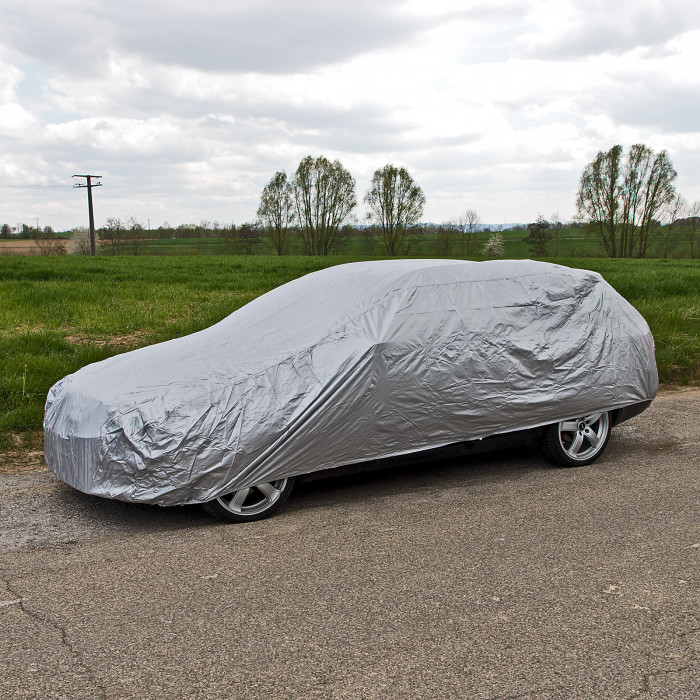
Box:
left=202, top=477, right=295, bottom=523
left=541, top=412, right=611, bottom=467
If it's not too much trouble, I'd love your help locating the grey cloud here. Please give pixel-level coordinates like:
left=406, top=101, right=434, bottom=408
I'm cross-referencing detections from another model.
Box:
left=579, top=78, right=700, bottom=133
left=114, top=3, right=420, bottom=73
left=1, top=0, right=426, bottom=76
left=524, top=0, right=700, bottom=59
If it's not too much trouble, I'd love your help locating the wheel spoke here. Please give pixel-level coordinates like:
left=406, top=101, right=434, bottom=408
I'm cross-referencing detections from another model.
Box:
left=586, top=430, right=601, bottom=448
left=256, top=482, right=279, bottom=500
left=584, top=413, right=602, bottom=426
left=567, top=432, right=584, bottom=456
left=229, top=488, right=250, bottom=512
left=560, top=420, right=579, bottom=432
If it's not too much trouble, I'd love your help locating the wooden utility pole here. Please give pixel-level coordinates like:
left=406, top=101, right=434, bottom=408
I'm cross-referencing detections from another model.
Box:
left=72, top=174, right=102, bottom=255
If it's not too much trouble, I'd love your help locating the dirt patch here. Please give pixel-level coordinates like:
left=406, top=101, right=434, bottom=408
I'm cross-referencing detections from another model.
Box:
left=0, top=431, right=47, bottom=475
left=657, top=382, right=700, bottom=394
left=64, top=330, right=149, bottom=348
left=643, top=439, right=683, bottom=455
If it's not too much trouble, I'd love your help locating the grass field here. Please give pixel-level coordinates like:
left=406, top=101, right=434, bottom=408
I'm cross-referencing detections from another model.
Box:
left=1, top=255, right=698, bottom=447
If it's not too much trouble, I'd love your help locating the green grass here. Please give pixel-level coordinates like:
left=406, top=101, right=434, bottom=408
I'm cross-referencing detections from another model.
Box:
left=1, top=255, right=698, bottom=445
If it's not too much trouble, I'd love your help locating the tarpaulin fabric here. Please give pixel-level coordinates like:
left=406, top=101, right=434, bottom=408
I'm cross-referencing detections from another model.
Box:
left=44, top=259, right=657, bottom=505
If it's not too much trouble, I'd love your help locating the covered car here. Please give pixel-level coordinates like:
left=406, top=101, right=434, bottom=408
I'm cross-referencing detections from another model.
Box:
left=44, top=259, right=657, bottom=521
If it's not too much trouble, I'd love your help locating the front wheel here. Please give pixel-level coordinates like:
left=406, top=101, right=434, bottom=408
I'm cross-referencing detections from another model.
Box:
left=202, top=477, right=295, bottom=523
left=541, top=412, right=611, bottom=467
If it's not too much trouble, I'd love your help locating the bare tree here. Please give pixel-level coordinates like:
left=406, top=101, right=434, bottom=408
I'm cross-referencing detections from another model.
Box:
left=550, top=212, right=562, bottom=256
left=292, top=155, right=356, bottom=255
left=125, top=216, right=145, bottom=255
left=365, top=164, right=425, bottom=256
left=216, top=224, right=240, bottom=255
left=452, top=209, right=481, bottom=256
left=687, top=201, right=700, bottom=259
left=238, top=222, right=261, bottom=255
left=99, top=217, right=126, bottom=255
left=257, top=171, right=295, bottom=255
left=33, top=226, right=66, bottom=255
left=358, top=224, right=378, bottom=254
left=434, top=223, right=456, bottom=256
left=577, top=144, right=677, bottom=258
left=657, top=194, right=685, bottom=259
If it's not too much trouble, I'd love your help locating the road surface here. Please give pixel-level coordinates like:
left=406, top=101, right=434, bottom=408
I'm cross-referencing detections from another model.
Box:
left=1, top=388, right=698, bottom=699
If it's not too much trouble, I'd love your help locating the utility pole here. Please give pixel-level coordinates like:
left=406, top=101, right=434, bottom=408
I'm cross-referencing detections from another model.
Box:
left=73, top=174, right=102, bottom=255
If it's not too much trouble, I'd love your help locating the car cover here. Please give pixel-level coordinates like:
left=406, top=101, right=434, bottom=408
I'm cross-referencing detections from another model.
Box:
left=44, top=259, right=658, bottom=505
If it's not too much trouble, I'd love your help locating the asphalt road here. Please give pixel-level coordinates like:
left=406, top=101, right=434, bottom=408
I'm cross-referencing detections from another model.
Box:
left=1, top=389, right=698, bottom=699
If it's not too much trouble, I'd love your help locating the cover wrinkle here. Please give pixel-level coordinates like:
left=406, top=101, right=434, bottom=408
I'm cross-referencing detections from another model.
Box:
left=44, top=260, right=658, bottom=505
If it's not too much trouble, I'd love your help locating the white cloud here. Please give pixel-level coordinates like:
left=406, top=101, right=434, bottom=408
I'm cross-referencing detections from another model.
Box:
left=520, top=0, right=700, bottom=59
left=0, top=0, right=699, bottom=229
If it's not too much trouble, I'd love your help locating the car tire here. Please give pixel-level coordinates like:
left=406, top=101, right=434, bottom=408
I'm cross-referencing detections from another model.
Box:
left=541, top=411, right=611, bottom=467
left=202, top=477, right=295, bottom=523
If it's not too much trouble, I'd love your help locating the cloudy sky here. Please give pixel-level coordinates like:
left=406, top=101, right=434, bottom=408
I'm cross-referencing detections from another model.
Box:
left=1, top=0, right=699, bottom=231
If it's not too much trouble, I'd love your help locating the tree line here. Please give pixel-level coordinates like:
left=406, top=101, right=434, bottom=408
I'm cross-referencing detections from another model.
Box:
left=257, top=156, right=427, bottom=256
left=4, top=144, right=699, bottom=258
left=253, top=148, right=699, bottom=259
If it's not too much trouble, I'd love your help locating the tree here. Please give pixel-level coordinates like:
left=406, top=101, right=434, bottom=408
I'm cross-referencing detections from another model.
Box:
left=434, top=223, right=456, bottom=256
left=292, top=155, right=356, bottom=255
left=667, top=199, right=700, bottom=259
left=257, top=171, right=295, bottom=255
left=687, top=201, right=700, bottom=259
left=70, top=226, right=94, bottom=255
left=400, top=224, right=424, bottom=256
left=0, top=223, right=12, bottom=238
left=576, top=144, right=677, bottom=258
left=99, top=217, right=126, bottom=255
left=658, top=194, right=685, bottom=259
left=216, top=224, right=239, bottom=255
left=523, top=216, right=552, bottom=256
left=358, top=224, right=378, bottom=255
left=33, top=226, right=66, bottom=256
left=452, top=209, right=481, bottom=256
left=125, top=216, right=144, bottom=255
left=576, top=145, right=622, bottom=257
left=550, top=212, right=563, bottom=256
left=365, top=164, right=425, bottom=256
left=482, top=232, right=504, bottom=257
left=238, top=222, right=261, bottom=255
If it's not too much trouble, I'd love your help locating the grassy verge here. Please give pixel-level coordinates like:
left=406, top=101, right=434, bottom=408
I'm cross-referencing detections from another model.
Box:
left=1, top=255, right=698, bottom=447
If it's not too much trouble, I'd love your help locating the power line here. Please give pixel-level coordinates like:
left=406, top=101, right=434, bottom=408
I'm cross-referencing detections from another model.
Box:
left=0, top=183, right=72, bottom=189
left=73, top=175, right=102, bottom=256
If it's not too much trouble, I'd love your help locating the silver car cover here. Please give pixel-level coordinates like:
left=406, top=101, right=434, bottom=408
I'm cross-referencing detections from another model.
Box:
left=44, top=259, right=658, bottom=505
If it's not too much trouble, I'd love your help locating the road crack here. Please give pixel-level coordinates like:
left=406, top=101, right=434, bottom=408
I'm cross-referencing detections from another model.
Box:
left=1, top=573, right=108, bottom=700
left=626, top=622, right=699, bottom=698
left=627, top=664, right=696, bottom=699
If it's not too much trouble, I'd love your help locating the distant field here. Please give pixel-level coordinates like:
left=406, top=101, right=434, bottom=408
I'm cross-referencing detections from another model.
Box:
left=0, top=240, right=40, bottom=255
left=1, top=255, right=698, bottom=446
left=0, top=227, right=616, bottom=258
left=96, top=228, right=604, bottom=258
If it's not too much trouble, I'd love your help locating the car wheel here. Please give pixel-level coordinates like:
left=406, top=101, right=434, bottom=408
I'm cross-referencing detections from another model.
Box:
left=541, top=412, right=611, bottom=467
left=202, top=477, right=295, bottom=523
